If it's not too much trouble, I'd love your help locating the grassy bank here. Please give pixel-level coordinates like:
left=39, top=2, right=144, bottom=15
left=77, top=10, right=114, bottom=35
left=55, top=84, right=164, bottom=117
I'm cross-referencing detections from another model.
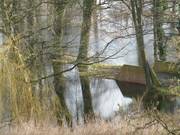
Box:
left=1, top=111, right=180, bottom=135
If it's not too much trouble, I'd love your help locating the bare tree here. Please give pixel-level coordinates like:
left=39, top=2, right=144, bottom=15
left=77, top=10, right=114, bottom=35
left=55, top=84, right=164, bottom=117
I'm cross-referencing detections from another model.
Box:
left=77, top=0, right=95, bottom=119
left=52, top=0, right=72, bottom=125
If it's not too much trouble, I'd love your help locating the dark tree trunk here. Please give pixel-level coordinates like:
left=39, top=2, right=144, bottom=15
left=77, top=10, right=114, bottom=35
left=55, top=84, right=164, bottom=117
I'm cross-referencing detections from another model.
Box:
left=77, top=0, right=95, bottom=120
left=153, top=0, right=166, bottom=61
left=52, top=0, right=72, bottom=126
left=130, top=0, right=152, bottom=97
left=130, top=0, right=164, bottom=109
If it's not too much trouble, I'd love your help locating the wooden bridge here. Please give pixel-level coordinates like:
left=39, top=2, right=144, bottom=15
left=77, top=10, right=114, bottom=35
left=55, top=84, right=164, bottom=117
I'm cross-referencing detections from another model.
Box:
left=0, top=45, right=179, bottom=98
left=80, top=61, right=179, bottom=98
left=55, top=55, right=179, bottom=98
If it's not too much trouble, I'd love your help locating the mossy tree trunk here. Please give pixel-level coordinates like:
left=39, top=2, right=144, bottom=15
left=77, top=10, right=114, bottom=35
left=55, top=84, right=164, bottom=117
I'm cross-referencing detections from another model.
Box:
left=130, top=0, right=154, bottom=102
left=93, top=0, right=99, bottom=57
left=77, top=0, right=95, bottom=120
left=153, top=0, right=166, bottom=61
left=131, top=0, right=152, bottom=86
left=177, top=3, right=180, bottom=34
left=52, top=0, right=72, bottom=125
left=171, top=0, right=177, bottom=29
left=130, top=0, right=165, bottom=108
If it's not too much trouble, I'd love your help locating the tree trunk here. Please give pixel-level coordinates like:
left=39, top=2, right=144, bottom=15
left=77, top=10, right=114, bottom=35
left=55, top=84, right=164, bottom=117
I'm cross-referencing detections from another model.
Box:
left=77, top=0, right=95, bottom=120
left=130, top=0, right=152, bottom=94
left=130, top=0, right=164, bottom=109
left=52, top=0, right=72, bottom=126
left=93, top=0, right=99, bottom=56
left=153, top=0, right=166, bottom=61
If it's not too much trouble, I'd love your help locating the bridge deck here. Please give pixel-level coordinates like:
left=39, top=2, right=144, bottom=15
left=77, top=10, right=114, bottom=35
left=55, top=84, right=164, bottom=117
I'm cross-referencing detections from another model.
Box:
left=80, top=62, right=179, bottom=85
left=81, top=64, right=146, bottom=84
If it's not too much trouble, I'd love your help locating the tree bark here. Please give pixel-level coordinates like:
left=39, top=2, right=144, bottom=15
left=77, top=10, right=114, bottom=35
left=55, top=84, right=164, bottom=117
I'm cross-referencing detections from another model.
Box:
left=130, top=0, right=152, bottom=92
left=153, top=0, right=166, bottom=61
left=77, top=0, right=95, bottom=120
left=52, top=0, right=72, bottom=125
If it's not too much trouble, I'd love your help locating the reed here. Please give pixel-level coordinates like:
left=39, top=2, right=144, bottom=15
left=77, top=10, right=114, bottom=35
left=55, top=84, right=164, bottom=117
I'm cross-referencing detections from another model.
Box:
left=2, top=111, right=180, bottom=135
left=0, top=36, right=56, bottom=123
